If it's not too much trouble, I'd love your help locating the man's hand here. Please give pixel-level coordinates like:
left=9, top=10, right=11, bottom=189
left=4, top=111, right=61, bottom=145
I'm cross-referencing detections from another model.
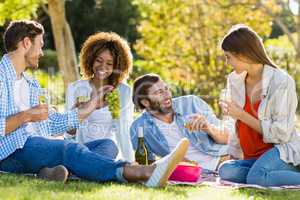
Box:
left=25, top=104, right=49, bottom=122
left=185, top=113, right=229, bottom=144
left=185, top=114, right=210, bottom=132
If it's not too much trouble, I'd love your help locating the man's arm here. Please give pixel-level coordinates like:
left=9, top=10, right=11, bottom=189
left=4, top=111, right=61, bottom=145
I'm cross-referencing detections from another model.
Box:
left=4, top=104, right=48, bottom=136
left=186, top=114, right=228, bottom=144
left=205, top=124, right=229, bottom=144
left=47, top=85, right=114, bottom=135
left=5, top=111, right=30, bottom=135
left=186, top=96, right=230, bottom=144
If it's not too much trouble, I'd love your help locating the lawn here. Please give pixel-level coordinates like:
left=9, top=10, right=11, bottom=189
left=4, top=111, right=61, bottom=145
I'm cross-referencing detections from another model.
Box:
left=1, top=173, right=300, bottom=200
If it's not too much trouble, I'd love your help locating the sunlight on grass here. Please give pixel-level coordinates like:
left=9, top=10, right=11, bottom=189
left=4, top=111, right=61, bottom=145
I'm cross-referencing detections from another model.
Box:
left=0, top=174, right=300, bottom=200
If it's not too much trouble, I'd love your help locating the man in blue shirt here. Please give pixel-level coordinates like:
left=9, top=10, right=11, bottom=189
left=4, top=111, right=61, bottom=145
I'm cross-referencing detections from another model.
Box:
left=0, top=20, right=189, bottom=187
left=131, top=74, right=231, bottom=171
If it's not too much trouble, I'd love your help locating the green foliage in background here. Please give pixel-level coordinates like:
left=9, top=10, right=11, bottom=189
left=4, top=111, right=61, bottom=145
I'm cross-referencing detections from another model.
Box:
left=132, top=0, right=274, bottom=113
left=39, top=49, right=59, bottom=72
left=27, top=69, right=65, bottom=108
left=66, top=0, right=140, bottom=52
left=0, top=0, right=44, bottom=25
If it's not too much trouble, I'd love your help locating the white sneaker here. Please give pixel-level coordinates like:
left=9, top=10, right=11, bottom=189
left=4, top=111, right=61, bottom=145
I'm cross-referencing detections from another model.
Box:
left=145, top=138, right=189, bottom=187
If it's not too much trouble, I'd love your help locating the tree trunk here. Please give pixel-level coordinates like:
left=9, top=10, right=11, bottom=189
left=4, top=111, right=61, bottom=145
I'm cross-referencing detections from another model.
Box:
left=297, top=0, right=300, bottom=62
left=47, top=0, right=79, bottom=88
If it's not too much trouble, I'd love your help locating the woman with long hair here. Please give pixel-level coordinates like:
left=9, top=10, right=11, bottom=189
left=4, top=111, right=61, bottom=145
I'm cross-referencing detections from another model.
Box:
left=65, top=32, right=134, bottom=162
left=218, top=24, right=300, bottom=186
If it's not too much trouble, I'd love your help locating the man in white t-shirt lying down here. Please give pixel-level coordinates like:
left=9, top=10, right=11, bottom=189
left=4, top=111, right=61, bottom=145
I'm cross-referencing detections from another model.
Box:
left=131, top=74, right=231, bottom=171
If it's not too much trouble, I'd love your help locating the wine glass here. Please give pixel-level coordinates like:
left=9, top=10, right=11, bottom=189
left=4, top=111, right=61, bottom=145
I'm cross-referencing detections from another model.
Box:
left=219, top=89, right=231, bottom=120
left=74, top=86, right=90, bottom=104
left=39, top=88, right=50, bottom=105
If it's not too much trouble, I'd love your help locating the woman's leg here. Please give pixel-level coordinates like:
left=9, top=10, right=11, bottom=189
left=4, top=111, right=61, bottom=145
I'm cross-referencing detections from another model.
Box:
left=247, top=147, right=300, bottom=186
left=85, top=139, right=119, bottom=159
left=218, top=159, right=256, bottom=183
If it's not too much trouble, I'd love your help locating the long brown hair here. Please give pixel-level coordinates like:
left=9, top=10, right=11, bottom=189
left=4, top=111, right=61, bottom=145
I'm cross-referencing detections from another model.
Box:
left=221, top=24, right=277, bottom=68
left=79, top=32, right=133, bottom=87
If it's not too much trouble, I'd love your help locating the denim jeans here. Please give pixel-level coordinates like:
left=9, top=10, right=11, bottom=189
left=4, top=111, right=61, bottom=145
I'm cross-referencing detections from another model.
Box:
left=218, top=147, right=300, bottom=186
left=84, top=139, right=119, bottom=159
left=0, top=136, right=127, bottom=182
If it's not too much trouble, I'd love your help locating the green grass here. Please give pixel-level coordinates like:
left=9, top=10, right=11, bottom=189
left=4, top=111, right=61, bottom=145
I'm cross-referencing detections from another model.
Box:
left=1, top=174, right=300, bottom=200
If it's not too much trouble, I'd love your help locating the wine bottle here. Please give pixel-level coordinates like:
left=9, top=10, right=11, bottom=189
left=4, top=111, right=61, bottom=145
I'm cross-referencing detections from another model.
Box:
left=135, top=127, right=148, bottom=165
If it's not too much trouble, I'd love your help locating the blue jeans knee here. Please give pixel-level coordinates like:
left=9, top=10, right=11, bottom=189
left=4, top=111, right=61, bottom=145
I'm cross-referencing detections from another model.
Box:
left=85, top=139, right=119, bottom=159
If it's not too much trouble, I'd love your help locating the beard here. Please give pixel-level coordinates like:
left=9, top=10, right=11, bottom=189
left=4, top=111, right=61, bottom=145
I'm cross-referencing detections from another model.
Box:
left=148, top=98, right=173, bottom=114
left=25, top=48, right=39, bottom=70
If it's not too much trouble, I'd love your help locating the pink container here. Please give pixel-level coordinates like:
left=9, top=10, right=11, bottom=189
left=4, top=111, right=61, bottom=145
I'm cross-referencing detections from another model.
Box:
left=169, top=162, right=202, bottom=182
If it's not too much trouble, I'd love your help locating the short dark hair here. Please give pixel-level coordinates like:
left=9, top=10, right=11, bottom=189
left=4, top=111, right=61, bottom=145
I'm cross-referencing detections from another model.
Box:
left=132, top=73, right=161, bottom=110
left=3, top=20, right=44, bottom=52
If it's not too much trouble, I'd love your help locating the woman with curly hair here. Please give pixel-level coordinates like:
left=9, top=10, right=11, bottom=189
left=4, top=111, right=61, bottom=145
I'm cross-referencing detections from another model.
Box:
left=65, top=32, right=134, bottom=162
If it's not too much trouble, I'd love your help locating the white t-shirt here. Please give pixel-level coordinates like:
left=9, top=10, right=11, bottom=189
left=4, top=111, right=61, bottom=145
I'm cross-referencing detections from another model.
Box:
left=154, top=117, right=220, bottom=170
left=13, top=77, right=36, bottom=134
left=76, top=106, right=115, bottom=143
left=65, top=80, right=116, bottom=144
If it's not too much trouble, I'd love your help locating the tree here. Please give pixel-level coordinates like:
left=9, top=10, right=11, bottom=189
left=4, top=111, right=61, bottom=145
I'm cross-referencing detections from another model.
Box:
left=133, top=0, right=273, bottom=111
left=44, top=0, right=79, bottom=87
left=65, top=0, right=140, bottom=52
left=0, top=0, right=79, bottom=87
left=256, top=0, right=300, bottom=62
left=0, top=0, right=41, bottom=25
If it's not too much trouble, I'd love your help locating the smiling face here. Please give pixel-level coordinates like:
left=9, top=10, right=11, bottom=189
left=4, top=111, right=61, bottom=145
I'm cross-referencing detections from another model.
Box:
left=144, top=80, right=173, bottom=114
left=92, top=49, right=114, bottom=81
left=24, top=34, right=44, bottom=70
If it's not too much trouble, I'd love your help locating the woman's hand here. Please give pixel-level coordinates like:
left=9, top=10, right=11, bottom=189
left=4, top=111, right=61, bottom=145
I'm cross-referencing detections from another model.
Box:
left=72, top=101, right=86, bottom=109
left=91, top=85, right=114, bottom=109
left=219, top=100, right=244, bottom=120
left=77, top=85, right=114, bottom=122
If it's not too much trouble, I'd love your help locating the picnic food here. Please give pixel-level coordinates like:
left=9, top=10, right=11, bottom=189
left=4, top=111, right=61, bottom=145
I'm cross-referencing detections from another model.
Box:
left=105, top=89, right=121, bottom=119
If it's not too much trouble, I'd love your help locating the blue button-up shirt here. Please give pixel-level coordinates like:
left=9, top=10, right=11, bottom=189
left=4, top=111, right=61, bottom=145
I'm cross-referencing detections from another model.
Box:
left=0, top=54, right=79, bottom=161
left=130, top=95, right=230, bottom=161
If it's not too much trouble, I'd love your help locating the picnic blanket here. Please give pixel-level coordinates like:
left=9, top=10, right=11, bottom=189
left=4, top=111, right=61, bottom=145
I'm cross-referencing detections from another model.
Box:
left=1, top=170, right=300, bottom=190
left=169, top=171, right=300, bottom=190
